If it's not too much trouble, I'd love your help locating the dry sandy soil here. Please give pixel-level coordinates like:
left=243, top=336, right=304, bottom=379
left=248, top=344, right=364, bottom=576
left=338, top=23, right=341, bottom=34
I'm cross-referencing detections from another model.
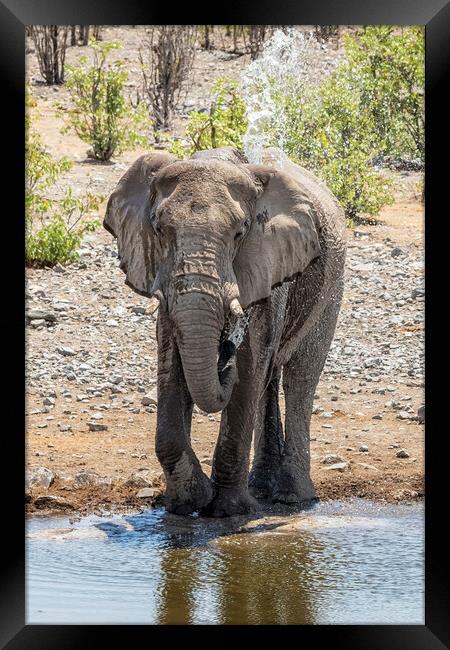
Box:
left=25, top=27, right=424, bottom=516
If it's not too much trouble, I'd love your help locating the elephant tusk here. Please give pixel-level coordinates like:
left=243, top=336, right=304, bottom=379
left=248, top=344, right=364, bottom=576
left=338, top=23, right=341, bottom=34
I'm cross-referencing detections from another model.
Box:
left=229, top=298, right=244, bottom=318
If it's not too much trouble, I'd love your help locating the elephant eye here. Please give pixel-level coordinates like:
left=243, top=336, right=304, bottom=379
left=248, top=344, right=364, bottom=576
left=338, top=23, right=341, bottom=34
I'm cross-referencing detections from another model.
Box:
left=235, top=218, right=251, bottom=240
left=149, top=211, right=160, bottom=235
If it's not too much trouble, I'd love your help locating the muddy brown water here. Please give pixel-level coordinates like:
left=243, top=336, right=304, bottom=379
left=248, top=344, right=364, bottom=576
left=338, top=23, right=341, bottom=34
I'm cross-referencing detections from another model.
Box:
left=26, top=499, right=423, bottom=624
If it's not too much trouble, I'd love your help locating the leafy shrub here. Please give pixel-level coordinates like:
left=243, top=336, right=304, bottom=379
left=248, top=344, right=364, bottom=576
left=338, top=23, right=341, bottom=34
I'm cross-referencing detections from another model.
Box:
left=26, top=90, right=101, bottom=267
left=168, top=78, right=247, bottom=157
left=342, top=26, right=424, bottom=162
left=275, top=65, right=395, bottom=220
left=62, top=40, right=151, bottom=161
left=242, top=28, right=397, bottom=220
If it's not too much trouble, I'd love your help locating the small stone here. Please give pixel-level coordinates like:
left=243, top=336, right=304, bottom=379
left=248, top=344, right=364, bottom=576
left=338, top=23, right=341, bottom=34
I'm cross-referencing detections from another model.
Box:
left=58, top=423, right=72, bottom=432
left=130, top=306, right=146, bottom=315
left=26, top=466, right=55, bottom=489
left=125, top=471, right=149, bottom=488
left=396, top=449, right=410, bottom=458
left=397, top=411, right=411, bottom=420
left=391, top=247, right=405, bottom=258
left=323, top=462, right=348, bottom=472
left=43, top=397, right=55, bottom=406
left=200, top=457, right=212, bottom=466
left=30, top=319, right=46, bottom=328
left=356, top=463, right=379, bottom=472
left=141, top=390, right=157, bottom=407
left=321, top=454, right=344, bottom=465
left=372, top=414, right=383, bottom=420
left=56, top=346, right=76, bottom=357
left=27, top=309, right=57, bottom=322
left=359, top=445, right=369, bottom=452
left=73, top=471, right=112, bottom=488
left=33, top=495, right=74, bottom=510
left=136, top=487, right=156, bottom=498
left=88, top=422, right=108, bottom=432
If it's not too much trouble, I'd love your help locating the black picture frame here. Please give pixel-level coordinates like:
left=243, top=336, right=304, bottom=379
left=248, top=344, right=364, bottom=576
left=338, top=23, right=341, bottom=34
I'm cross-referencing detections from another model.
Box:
left=1, top=0, right=448, bottom=646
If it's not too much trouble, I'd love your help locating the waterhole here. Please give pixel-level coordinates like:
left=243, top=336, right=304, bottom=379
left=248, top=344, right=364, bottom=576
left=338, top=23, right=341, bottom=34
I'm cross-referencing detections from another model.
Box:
left=26, top=499, right=423, bottom=624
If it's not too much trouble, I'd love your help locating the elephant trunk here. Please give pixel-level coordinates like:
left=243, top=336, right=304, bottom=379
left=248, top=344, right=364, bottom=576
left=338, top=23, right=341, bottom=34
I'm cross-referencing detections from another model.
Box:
left=173, top=292, right=237, bottom=414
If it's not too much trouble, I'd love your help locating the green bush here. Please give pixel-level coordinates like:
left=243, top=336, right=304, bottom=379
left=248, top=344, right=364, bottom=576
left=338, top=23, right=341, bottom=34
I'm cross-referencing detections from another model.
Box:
left=274, top=66, right=395, bottom=220
left=62, top=40, right=151, bottom=161
left=168, top=78, right=247, bottom=158
left=342, top=26, right=424, bottom=162
left=26, top=90, right=101, bottom=267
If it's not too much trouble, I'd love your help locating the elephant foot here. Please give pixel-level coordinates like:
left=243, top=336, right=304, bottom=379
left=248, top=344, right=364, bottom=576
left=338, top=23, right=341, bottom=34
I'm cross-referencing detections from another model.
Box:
left=248, top=463, right=278, bottom=501
left=272, top=466, right=318, bottom=507
left=163, top=452, right=213, bottom=515
left=201, top=487, right=258, bottom=518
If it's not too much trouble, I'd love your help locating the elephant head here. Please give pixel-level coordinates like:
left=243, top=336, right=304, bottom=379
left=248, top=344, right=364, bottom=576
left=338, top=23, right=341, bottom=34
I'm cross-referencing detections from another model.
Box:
left=104, top=148, right=321, bottom=413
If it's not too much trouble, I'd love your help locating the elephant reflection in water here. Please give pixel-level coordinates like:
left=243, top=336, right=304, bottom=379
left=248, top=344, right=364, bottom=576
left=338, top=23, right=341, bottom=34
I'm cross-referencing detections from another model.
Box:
left=155, top=530, right=322, bottom=625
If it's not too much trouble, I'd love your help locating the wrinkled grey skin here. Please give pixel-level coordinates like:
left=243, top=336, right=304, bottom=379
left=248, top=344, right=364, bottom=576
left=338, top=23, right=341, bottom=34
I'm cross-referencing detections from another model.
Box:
left=104, top=147, right=346, bottom=517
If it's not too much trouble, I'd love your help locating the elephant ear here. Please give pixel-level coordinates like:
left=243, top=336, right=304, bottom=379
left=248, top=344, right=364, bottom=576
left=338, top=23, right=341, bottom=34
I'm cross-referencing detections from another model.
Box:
left=234, top=165, right=321, bottom=309
left=103, top=152, right=176, bottom=297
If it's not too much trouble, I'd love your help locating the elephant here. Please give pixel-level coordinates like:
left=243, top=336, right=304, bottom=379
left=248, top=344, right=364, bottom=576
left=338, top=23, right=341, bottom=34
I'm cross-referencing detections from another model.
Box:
left=103, top=146, right=346, bottom=517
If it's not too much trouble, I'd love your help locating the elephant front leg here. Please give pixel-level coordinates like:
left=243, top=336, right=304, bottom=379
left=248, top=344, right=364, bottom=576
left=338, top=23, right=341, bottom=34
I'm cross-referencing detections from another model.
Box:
left=155, top=318, right=212, bottom=515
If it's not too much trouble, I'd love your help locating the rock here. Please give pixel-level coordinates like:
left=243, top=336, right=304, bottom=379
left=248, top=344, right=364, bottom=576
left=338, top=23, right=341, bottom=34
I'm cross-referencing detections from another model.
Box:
left=396, top=449, right=410, bottom=459
left=43, top=397, right=55, bottom=406
left=26, top=466, right=55, bottom=489
left=125, top=471, right=153, bottom=488
left=356, top=463, right=379, bottom=472
left=33, top=495, right=74, bottom=510
left=130, top=306, right=146, bottom=315
left=58, top=423, right=72, bottom=432
left=56, top=346, right=76, bottom=357
left=323, top=462, right=348, bottom=472
left=417, top=405, right=425, bottom=423
left=397, top=411, right=411, bottom=420
left=372, top=414, right=383, bottom=420
left=321, top=454, right=344, bottom=465
left=359, top=445, right=369, bottom=452
left=73, top=471, right=112, bottom=488
left=391, top=247, right=405, bottom=258
left=30, top=318, right=46, bottom=328
left=136, top=487, right=156, bottom=498
left=141, top=390, right=157, bottom=407
left=200, top=457, right=212, bottom=466
left=27, top=309, right=57, bottom=322
left=88, top=422, right=108, bottom=432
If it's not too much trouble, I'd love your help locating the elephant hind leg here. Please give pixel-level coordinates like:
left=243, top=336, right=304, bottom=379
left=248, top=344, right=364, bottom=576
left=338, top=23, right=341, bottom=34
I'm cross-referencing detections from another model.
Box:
left=249, top=368, right=284, bottom=501
left=273, top=295, right=342, bottom=506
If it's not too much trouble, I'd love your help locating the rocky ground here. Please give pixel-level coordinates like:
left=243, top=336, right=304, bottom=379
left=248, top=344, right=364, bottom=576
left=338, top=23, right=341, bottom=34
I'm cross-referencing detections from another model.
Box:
left=25, top=27, right=424, bottom=516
